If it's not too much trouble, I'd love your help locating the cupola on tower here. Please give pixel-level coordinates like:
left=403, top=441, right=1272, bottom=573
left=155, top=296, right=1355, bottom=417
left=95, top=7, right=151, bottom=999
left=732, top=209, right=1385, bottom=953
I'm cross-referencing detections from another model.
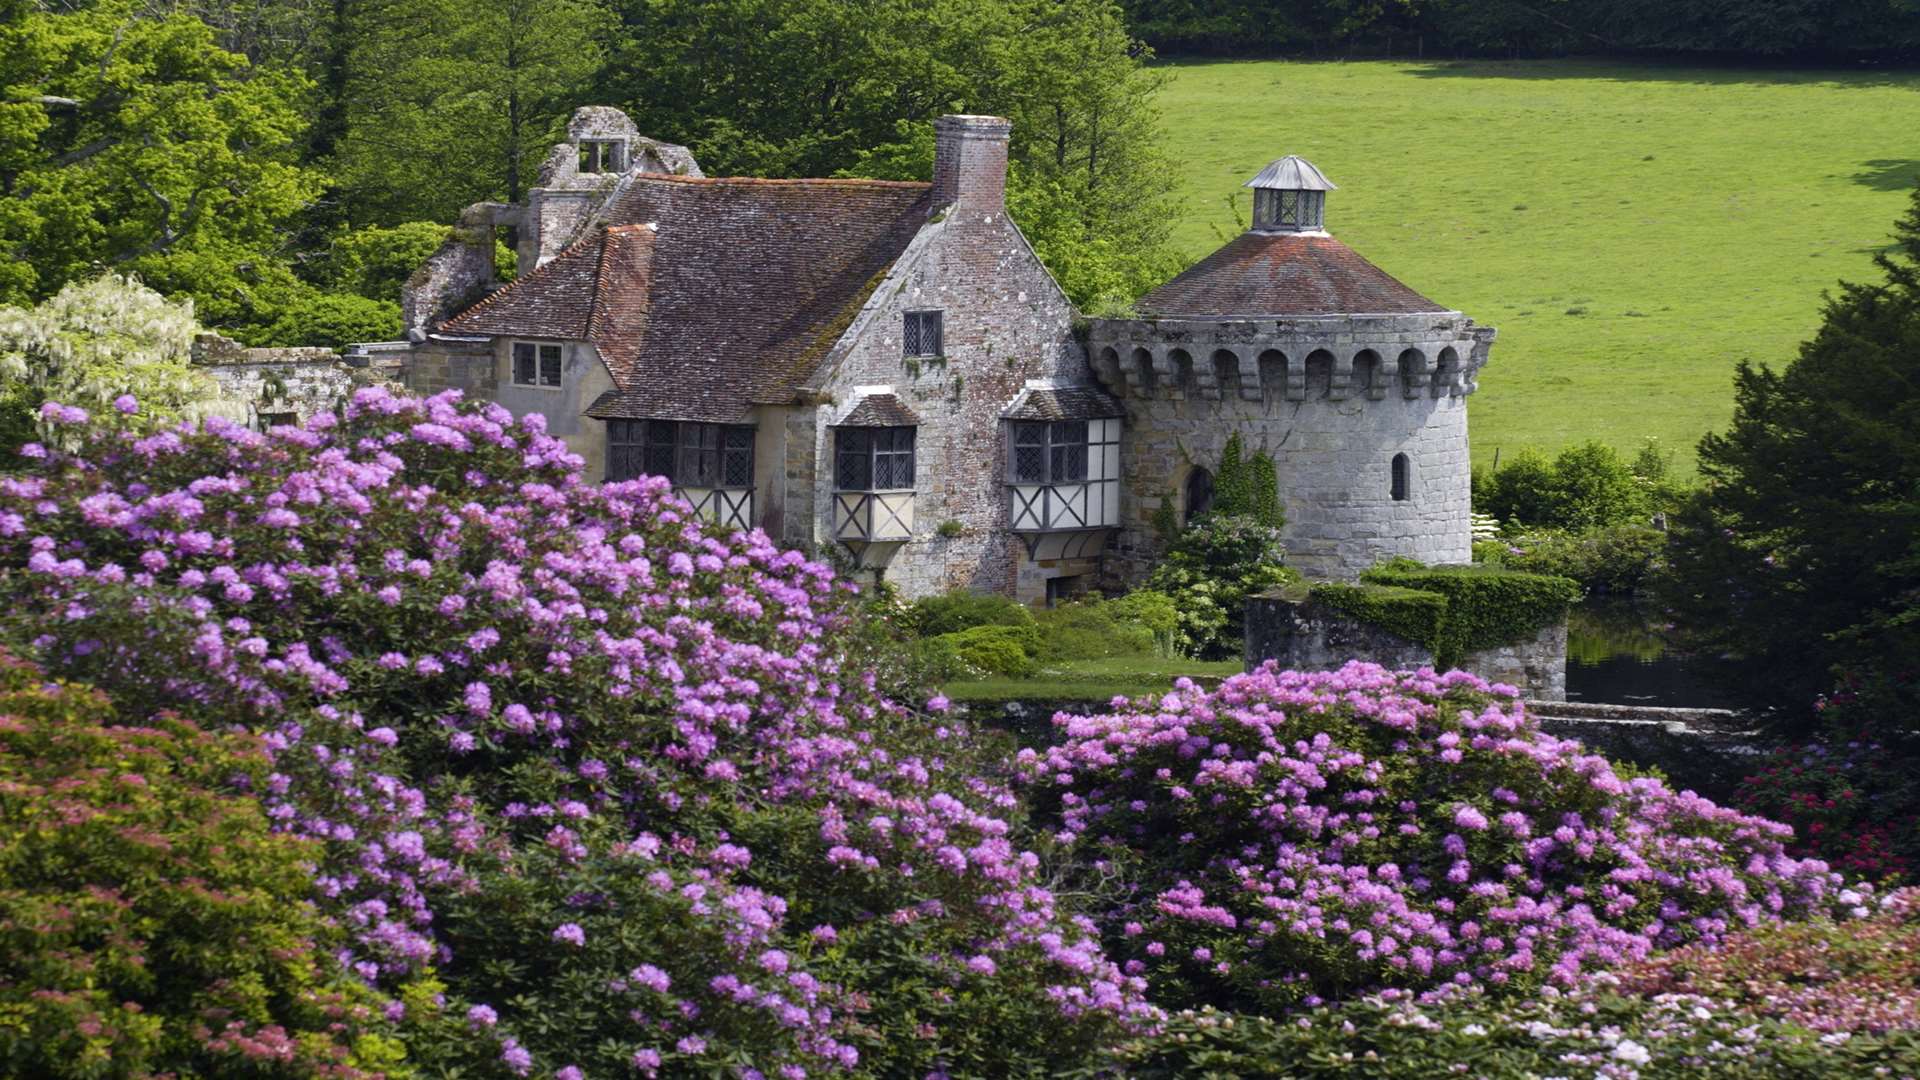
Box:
left=1086, top=155, right=1496, bottom=581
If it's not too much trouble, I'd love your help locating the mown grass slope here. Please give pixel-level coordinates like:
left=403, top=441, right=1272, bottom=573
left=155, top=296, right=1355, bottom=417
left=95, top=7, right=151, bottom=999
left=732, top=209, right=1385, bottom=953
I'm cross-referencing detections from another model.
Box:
left=1153, top=59, right=1920, bottom=469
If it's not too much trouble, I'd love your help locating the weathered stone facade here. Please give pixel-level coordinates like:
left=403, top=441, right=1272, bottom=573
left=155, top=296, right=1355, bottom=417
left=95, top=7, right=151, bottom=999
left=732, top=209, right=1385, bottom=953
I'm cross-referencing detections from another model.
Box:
left=1087, top=313, right=1491, bottom=582
left=380, top=110, right=1495, bottom=607
left=800, top=116, right=1093, bottom=601
left=193, top=333, right=387, bottom=428
left=1244, top=587, right=1567, bottom=701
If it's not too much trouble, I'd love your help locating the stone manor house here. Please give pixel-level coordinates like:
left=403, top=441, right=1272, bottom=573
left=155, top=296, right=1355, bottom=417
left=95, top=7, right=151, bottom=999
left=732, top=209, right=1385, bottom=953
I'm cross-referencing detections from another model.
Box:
left=369, top=106, right=1494, bottom=603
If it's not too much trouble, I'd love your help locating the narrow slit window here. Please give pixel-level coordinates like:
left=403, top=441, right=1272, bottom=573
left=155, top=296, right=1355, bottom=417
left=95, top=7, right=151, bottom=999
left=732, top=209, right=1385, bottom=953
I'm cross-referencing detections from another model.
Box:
left=1391, top=453, right=1411, bottom=502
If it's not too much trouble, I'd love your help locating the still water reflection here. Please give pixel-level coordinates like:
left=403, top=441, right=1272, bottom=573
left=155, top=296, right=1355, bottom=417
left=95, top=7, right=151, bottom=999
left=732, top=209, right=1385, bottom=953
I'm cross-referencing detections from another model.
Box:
left=1565, top=600, right=1741, bottom=709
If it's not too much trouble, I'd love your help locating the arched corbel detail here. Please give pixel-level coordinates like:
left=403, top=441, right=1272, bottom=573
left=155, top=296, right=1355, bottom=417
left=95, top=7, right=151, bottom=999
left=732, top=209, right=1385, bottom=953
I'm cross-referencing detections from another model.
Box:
left=1329, top=352, right=1355, bottom=401
left=1398, top=347, right=1430, bottom=399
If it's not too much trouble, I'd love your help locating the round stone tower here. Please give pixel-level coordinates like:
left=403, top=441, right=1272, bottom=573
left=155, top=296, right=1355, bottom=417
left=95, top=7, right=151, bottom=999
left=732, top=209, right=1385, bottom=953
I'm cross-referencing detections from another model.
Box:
left=1088, top=156, right=1494, bottom=581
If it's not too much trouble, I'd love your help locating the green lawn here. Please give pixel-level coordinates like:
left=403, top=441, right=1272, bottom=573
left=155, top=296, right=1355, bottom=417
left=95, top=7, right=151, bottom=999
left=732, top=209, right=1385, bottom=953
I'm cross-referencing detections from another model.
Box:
left=1153, top=59, right=1920, bottom=470
left=941, top=656, right=1244, bottom=703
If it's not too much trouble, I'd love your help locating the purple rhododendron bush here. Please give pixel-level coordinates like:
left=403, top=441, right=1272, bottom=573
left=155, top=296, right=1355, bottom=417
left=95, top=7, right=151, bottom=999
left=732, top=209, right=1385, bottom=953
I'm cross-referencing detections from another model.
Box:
left=0, top=392, right=1150, bottom=1078
left=1020, top=663, right=1851, bottom=1015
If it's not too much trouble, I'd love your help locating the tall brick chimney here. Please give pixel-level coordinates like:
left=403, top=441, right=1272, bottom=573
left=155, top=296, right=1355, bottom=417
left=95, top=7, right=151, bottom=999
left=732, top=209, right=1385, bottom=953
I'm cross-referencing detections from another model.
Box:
left=931, top=114, right=1011, bottom=214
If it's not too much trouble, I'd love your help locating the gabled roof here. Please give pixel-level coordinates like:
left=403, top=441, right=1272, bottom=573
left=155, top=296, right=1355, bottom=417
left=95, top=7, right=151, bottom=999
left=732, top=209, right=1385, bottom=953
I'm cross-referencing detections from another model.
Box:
left=1002, top=384, right=1122, bottom=422
left=837, top=394, right=920, bottom=427
left=1137, top=232, right=1449, bottom=319
left=439, top=175, right=933, bottom=424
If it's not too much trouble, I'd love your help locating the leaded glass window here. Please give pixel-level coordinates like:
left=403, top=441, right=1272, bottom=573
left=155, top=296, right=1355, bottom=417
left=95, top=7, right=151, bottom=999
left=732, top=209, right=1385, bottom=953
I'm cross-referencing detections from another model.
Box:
left=1010, top=421, right=1091, bottom=483
left=608, top=420, right=754, bottom=487
left=834, top=426, right=916, bottom=491
left=904, top=310, right=943, bottom=357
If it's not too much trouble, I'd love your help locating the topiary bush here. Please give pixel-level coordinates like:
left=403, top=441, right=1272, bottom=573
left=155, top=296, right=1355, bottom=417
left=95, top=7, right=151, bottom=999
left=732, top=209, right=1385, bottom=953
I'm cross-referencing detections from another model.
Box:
left=1019, top=662, right=1847, bottom=1017
left=934, top=623, right=1042, bottom=677
left=0, top=390, right=1152, bottom=1077
left=0, top=648, right=402, bottom=1079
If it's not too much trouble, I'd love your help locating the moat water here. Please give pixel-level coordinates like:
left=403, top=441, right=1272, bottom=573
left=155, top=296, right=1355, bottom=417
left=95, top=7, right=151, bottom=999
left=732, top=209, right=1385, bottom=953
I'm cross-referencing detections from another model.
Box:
left=1564, top=599, right=1741, bottom=709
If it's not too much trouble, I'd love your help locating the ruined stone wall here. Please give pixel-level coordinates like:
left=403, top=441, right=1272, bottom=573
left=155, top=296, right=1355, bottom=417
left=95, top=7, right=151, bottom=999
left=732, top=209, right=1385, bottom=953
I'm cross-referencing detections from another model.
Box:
left=1244, top=588, right=1567, bottom=701
left=192, top=335, right=359, bottom=426
left=809, top=211, right=1086, bottom=602
left=1087, top=314, right=1490, bottom=583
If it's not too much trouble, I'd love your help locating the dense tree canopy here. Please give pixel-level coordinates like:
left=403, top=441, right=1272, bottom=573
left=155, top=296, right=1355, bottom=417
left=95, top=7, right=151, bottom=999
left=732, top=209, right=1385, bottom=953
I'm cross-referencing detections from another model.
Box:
left=1120, top=0, right=1920, bottom=59
left=1661, top=183, right=1920, bottom=724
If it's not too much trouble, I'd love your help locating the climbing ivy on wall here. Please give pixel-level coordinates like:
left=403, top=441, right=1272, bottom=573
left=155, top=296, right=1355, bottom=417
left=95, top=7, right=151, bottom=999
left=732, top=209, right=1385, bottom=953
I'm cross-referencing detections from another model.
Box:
left=1211, top=432, right=1283, bottom=528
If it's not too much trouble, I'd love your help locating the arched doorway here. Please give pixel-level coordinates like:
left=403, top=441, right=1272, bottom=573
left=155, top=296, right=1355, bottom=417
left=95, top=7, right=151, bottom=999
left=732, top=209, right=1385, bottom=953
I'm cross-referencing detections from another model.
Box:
left=1184, top=466, right=1215, bottom=525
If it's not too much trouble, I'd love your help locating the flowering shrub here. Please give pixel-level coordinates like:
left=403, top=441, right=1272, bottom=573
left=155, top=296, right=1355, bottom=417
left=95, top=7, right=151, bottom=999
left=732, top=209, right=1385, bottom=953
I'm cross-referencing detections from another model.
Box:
left=1735, top=737, right=1920, bottom=882
left=1618, top=886, right=1920, bottom=1033
left=0, top=390, right=1151, bottom=1076
left=1084, top=981, right=1920, bottom=1079
left=0, top=648, right=401, bottom=1078
left=1145, top=514, right=1296, bottom=659
left=1020, top=662, right=1847, bottom=1014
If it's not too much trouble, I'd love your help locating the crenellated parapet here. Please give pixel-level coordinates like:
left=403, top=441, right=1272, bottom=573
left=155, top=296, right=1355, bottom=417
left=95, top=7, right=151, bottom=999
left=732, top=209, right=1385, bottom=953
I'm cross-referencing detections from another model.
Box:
left=1086, top=314, right=1494, bottom=405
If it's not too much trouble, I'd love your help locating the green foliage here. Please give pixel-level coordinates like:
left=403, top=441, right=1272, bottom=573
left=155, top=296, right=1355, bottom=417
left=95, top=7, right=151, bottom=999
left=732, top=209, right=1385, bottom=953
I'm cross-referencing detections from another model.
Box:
left=1479, top=440, right=1650, bottom=531
left=1204, top=434, right=1283, bottom=527
left=1032, top=595, right=1164, bottom=661
left=1356, top=562, right=1583, bottom=667
left=315, top=221, right=451, bottom=301
left=908, top=588, right=1036, bottom=638
left=1499, top=524, right=1669, bottom=595
left=1120, top=0, right=1920, bottom=59
left=331, top=0, right=613, bottom=224
left=1083, top=982, right=1920, bottom=1079
left=0, top=273, right=224, bottom=453
left=931, top=624, right=1040, bottom=678
left=0, top=4, right=324, bottom=311
left=257, top=289, right=400, bottom=347
left=0, top=649, right=396, bottom=1078
left=1146, top=514, right=1297, bottom=659
left=1661, top=181, right=1920, bottom=723
left=1308, top=581, right=1449, bottom=651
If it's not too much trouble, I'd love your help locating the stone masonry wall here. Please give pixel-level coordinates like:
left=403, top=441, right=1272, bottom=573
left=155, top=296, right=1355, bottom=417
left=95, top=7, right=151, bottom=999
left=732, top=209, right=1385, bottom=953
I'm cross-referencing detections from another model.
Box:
left=1244, top=587, right=1567, bottom=701
left=192, top=334, right=360, bottom=427
left=1088, top=314, right=1491, bottom=584
left=807, top=135, right=1087, bottom=602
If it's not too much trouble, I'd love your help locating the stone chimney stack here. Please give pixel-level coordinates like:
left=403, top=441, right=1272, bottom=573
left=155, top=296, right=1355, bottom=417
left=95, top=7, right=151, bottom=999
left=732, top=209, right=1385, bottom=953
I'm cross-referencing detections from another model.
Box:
left=931, top=114, right=1011, bottom=214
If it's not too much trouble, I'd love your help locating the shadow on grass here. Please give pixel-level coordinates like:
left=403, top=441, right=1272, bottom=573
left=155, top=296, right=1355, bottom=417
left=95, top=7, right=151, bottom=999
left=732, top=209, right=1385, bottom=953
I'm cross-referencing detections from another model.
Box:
left=1152, top=56, right=1920, bottom=91
left=1853, top=159, right=1920, bottom=191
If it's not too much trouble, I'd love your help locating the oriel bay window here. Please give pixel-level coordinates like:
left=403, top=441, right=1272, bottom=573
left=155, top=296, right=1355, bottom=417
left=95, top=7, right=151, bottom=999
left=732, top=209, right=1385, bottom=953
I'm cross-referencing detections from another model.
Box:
left=835, top=426, right=916, bottom=491
left=606, top=419, right=754, bottom=529
left=832, top=425, right=917, bottom=550
left=1008, top=417, right=1121, bottom=555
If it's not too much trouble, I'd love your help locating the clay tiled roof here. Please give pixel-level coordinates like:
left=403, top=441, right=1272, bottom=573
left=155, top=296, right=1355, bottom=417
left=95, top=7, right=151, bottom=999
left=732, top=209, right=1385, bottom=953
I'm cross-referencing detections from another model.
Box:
left=443, top=174, right=933, bottom=424
left=837, top=394, right=920, bottom=427
left=1002, top=385, right=1122, bottom=421
left=1138, top=232, right=1448, bottom=318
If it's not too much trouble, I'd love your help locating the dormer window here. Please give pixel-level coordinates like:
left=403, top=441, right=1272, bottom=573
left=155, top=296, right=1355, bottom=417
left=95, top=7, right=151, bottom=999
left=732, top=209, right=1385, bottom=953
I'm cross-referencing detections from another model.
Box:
left=512, top=341, right=563, bottom=388
left=578, top=140, right=626, bottom=174
left=903, top=310, right=943, bottom=357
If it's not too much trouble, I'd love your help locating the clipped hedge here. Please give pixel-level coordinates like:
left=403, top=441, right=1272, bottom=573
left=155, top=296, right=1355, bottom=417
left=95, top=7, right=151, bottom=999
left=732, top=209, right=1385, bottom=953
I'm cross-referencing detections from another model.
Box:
left=1308, top=582, right=1448, bottom=652
left=931, top=623, right=1041, bottom=677
left=1311, top=563, right=1581, bottom=667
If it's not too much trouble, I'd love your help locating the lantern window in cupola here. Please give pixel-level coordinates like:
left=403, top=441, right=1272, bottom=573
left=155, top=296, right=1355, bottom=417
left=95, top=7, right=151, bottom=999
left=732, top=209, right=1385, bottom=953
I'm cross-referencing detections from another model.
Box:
left=1245, top=155, right=1336, bottom=233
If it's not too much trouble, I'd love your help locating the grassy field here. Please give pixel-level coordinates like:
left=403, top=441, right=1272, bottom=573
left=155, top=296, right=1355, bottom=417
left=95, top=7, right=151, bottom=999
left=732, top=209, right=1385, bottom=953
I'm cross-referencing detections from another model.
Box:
left=1153, top=59, right=1920, bottom=470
